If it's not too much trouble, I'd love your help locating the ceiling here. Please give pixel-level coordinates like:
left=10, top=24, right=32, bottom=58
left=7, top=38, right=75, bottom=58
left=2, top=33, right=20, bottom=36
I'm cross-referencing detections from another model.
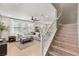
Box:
left=0, top=3, right=54, bottom=20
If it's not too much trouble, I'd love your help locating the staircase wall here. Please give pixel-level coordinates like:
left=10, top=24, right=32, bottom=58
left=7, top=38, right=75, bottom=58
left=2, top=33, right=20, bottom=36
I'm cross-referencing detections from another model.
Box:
left=77, top=4, right=79, bottom=47
left=52, top=3, right=78, bottom=24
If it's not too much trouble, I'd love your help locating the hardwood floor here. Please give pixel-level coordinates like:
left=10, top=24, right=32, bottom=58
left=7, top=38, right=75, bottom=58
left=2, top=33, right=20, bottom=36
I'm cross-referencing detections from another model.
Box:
left=7, top=40, right=41, bottom=56
left=47, top=24, right=79, bottom=56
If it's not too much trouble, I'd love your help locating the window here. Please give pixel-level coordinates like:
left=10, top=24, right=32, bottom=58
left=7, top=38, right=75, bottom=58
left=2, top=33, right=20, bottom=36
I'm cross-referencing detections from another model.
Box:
left=10, top=19, right=27, bottom=36
left=10, top=19, right=34, bottom=36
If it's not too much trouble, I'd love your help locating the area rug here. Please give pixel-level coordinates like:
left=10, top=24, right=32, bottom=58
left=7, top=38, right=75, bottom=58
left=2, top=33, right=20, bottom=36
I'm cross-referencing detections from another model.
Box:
left=15, top=40, right=36, bottom=50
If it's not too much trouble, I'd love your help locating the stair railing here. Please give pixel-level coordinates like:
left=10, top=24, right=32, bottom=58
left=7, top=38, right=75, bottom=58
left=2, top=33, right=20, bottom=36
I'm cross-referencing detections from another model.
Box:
left=41, top=12, right=62, bottom=56
left=41, top=19, right=57, bottom=56
left=56, top=12, right=62, bottom=28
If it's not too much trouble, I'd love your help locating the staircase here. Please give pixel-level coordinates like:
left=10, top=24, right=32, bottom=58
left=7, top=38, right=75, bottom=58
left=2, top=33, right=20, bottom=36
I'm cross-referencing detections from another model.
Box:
left=47, top=24, right=79, bottom=56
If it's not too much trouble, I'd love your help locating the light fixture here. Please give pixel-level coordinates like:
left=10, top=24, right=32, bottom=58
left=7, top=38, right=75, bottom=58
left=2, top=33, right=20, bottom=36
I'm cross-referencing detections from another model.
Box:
left=31, top=16, right=40, bottom=21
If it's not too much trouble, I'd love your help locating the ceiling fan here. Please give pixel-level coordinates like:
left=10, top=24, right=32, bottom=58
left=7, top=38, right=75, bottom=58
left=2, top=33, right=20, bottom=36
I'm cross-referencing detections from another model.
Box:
left=31, top=16, right=40, bottom=21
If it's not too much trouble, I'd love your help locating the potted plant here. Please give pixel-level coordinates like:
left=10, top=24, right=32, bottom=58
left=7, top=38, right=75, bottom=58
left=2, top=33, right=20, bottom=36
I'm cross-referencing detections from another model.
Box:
left=0, top=21, right=6, bottom=42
